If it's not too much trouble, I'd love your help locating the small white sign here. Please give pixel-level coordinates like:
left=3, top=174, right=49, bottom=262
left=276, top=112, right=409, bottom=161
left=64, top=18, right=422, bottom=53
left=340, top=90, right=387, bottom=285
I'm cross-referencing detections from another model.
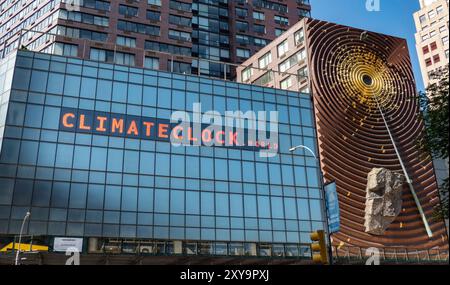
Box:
left=54, top=237, right=83, bottom=252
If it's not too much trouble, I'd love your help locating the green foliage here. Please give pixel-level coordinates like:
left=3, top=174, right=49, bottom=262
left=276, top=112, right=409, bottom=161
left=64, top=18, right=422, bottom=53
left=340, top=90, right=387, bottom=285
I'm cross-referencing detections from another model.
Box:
left=418, top=65, right=449, bottom=219
left=433, top=178, right=449, bottom=220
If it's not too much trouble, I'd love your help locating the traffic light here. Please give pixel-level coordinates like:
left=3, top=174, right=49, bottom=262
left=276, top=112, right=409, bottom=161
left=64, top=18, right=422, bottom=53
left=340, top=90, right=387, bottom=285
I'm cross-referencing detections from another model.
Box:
left=310, top=230, right=329, bottom=265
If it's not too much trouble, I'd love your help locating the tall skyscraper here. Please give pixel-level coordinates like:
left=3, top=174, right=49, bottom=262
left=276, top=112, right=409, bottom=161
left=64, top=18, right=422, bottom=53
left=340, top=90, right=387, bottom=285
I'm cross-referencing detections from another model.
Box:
left=413, top=0, right=449, bottom=236
left=413, top=0, right=449, bottom=87
left=237, top=18, right=449, bottom=252
left=0, top=0, right=311, bottom=78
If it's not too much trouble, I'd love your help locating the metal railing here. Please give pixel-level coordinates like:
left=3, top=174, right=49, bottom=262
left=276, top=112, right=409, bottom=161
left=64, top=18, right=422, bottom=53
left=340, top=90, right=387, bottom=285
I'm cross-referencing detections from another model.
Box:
left=332, top=245, right=449, bottom=264
left=1, top=27, right=310, bottom=91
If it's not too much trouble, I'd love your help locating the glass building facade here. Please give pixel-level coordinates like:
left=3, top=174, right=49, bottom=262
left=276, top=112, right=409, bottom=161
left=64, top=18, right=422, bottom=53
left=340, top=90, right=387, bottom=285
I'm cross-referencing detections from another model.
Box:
left=0, top=51, right=324, bottom=256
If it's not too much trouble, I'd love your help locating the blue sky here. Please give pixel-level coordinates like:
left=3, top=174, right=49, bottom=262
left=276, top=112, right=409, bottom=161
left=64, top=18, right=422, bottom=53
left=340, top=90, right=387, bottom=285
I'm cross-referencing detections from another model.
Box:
left=310, top=0, right=424, bottom=91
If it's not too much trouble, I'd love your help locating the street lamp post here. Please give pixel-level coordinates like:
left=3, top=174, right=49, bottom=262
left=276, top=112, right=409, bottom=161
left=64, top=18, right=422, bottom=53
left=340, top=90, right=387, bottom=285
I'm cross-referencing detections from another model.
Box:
left=289, top=145, right=333, bottom=265
left=289, top=145, right=318, bottom=161
left=15, top=211, right=31, bottom=266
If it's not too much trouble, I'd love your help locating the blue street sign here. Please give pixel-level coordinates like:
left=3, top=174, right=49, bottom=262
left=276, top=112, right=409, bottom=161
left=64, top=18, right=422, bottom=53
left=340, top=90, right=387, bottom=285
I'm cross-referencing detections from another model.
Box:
left=324, top=181, right=340, bottom=233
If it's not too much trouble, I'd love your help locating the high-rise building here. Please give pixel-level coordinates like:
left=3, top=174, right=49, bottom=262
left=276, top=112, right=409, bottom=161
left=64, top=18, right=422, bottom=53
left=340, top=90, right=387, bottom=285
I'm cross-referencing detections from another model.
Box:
left=413, top=0, right=449, bottom=87
left=0, top=0, right=311, bottom=78
left=237, top=18, right=449, bottom=252
left=413, top=0, right=449, bottom=237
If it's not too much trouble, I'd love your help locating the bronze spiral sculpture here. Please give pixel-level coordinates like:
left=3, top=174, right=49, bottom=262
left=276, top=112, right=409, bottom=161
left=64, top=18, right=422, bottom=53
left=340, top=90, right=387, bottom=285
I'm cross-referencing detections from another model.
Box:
left=306, top=19, right=448, bottom=249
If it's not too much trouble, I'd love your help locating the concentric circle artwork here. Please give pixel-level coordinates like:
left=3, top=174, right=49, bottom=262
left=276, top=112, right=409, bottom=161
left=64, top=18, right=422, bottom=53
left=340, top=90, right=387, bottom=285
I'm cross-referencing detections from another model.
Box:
left=306, top=19, right=448, bottom=250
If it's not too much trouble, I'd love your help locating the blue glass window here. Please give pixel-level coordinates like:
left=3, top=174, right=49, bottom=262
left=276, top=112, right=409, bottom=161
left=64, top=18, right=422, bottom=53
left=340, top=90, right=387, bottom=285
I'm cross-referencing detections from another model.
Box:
left=228, top=160, right=241, bottom=181
left=29, top=70, right=48, bottom=92
left=113, top=82, right=127, bottom=103
left=139, top=152, right=154, bottom=174
left=51, top=182, right=70, bottom=207
left=294, top=166, right=307, bottom=187
left=12, top=179, right=32, bottom=205
left=55, top=144, right=74, bottom=168
left=186, top=191, right=199, bottom=215
left=242, top=161, right=255, bottom=182
left=304, top=137, right=317, bottom=157
left=171, top=155, right=185, bottom=177
left=289, top=107, right=301, bottom=125
left=297, top=199, right=310, bottom=220
left=19, top=141, right=38, bottom=165
left=69, top=183, right=87, bottom=208
left=143, top=86, right=157, bottom=106
left=37, top=142, right=56, bottom=167
left=42, top=106, right=60, bottom=130
left=170, top=190, right=185, bottom=214
left=301, top=108, right=313, bottom=126
left=73, top=146, right=91, bottom=169
left=138, top=188, right=153, bottom=212
left=155, top=189, right=169, bottom=213
left=128, top=84, right=142, bottom=105
left=105, top=185, right=121, bottom=210
left=122, top=187, right=137, bottom=211
left=32, top=181, right=51, bottom=206
left=172, top=90, right=185, bottom=110
left=64, top=75, right=81, bottom=96
left=0, top=178, right=14, bottom=205
left=24, top=104, right=43, bottom=127
left=201, top=157, right=214, bottom=179
left=306, top=167, right=319, bottom=187
left=281, top=165, right=294, bottom=186
left=186, top=156, right=199, bottom=178
left=124, top=150, right=139, bottom=173
left=216, top=193, right=229, bottom=216
left=97, top=80, right=112, bottom=101
left=12, top=68, right=31, bottom=90
left=80, top=77, right=97, bottom=99
left=271, top=197, right=284, bottom=219
left=257, top=196, right=271, bottom=218
left=243, top=195, right=257, bottom=218
left=6, top=102, right=26, bottom=126
left=90, top=147, right=107, bottom=171
left=230, top=194, right=243, bottom=216
left=255, top=163, right=268, bottom=184
left=215, top=159, right=228, bottom=181
left=157, top=88, right=171, bottom=108
left=201, top=192, right=214, bottom=215
left=284, top=197, right=297, bottom=219
left=107, top=149, right=123, bottom=172
left=269, top=164, right=281, bottom=185
left=310, top=199, right=322, bottom=221
left=155, top=153, right=170, bottom=176
left=87, top=184, right=104, bottom=209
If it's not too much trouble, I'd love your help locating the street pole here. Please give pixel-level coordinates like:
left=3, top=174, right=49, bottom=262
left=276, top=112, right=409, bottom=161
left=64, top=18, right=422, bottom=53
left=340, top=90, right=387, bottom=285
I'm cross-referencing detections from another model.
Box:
left=374, top=96, right=433, bottom=238
left=289, top=145, right=333, bottom=265
left=15, top=211, right=30, bottom=266
left=319, top=173, right=334, bottom=265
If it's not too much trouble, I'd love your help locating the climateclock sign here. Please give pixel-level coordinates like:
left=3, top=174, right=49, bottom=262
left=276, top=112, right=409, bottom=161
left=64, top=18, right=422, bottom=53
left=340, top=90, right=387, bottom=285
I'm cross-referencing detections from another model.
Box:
left=59, top=107, right=279, bottom=154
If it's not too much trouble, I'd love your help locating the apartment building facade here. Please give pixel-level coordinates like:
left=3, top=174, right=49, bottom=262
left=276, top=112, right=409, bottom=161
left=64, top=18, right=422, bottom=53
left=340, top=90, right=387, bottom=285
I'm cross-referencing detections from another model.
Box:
left=413, top=0, right=449, bottom=87
left=413, top=0, right=449, bottom=236
left=0, top=0, right=311, bottom=79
